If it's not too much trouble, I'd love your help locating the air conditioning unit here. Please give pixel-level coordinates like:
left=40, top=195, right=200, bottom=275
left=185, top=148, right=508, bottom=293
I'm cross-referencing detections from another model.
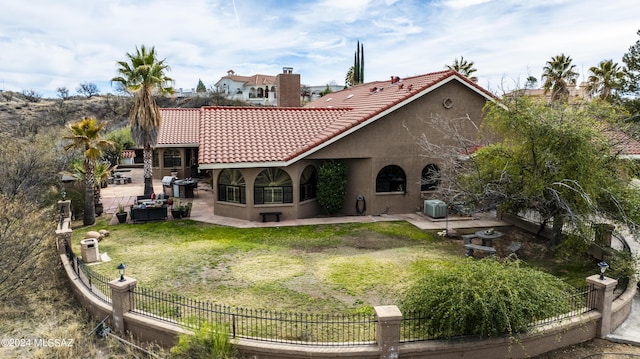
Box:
left=424, top=200, right=447, bottom=219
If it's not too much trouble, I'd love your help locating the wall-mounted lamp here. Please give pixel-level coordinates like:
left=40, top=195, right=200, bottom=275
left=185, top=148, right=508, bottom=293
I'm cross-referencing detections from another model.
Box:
left=117, top=263, right=126, bottom=282
left=597, top=261, right=609, bottom=280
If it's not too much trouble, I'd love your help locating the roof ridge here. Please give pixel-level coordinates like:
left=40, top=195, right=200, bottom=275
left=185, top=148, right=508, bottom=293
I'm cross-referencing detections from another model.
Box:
left=201, top=106, right=350, bottom=111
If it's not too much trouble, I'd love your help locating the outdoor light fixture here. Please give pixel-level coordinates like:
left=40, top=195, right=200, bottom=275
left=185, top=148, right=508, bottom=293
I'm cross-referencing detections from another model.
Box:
left=597, top=261, right=609, bottom=280
left=117, top=263, right=126, bottom=282
left=61, top=191, right=66, bottom=200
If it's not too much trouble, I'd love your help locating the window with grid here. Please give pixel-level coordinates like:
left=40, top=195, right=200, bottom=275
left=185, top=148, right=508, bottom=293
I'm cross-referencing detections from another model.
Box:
left=254, top=168, right=293, bottom=204
left=163, top=149, right=181, bottom=168
left=217, top=169, right=246, bottom=204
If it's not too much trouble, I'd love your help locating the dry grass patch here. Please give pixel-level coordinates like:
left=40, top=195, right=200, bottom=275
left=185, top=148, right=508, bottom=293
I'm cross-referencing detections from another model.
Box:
left=231, top=253, right=306, bottom=283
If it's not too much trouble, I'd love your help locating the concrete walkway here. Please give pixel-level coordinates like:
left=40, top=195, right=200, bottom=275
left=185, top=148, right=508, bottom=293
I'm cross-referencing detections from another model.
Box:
left=98, top=167, right=640, bottom=345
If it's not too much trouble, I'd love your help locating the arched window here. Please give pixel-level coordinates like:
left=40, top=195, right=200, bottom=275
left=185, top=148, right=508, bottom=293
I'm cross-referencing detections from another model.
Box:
left=218, top=169, right=246, bottom=204
left=376, top=165, right=406, bottom=193
left=163, top=149, right=181, bottom=168
left=249, top=87, right=256, bottom=98
left=421, top=164, right=440, bottom=191
left=257, top=87, right=264, bottom=98
left=254, top=168, right=293, bottom=204
left=299, top=165, right=317, bottom=202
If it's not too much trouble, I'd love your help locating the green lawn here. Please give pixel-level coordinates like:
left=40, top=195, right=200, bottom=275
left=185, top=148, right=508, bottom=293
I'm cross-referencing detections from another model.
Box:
left=71, top=217, right=591, bottom=314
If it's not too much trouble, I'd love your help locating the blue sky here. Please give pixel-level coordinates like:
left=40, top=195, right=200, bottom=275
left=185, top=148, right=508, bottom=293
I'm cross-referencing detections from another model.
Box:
left=0, top=0, right=639, bottom=98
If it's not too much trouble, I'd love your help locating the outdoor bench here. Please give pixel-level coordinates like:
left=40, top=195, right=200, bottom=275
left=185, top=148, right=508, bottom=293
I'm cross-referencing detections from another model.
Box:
left=259, top=211, right=282, bottom=222
left=464, top=243, right=496, bottom=257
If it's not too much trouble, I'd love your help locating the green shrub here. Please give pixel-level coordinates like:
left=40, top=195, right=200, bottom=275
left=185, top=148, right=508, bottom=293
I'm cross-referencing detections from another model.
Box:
left=317, top=160, right=348, bottom=215
left=170, top=321, right=237, bottom=359
left=400, top=258, right=575, bottom=338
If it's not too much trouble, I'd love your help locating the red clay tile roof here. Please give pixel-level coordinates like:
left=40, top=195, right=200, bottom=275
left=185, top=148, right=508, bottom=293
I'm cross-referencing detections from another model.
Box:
left=305, top=70, right=496, bottom=114
left=225, top=74, right=276, bottom=86
left=198, top=107, right=350, bottom=166
left=158, top=108, right=200, bottom=146
left=605, top=129, right=640, bottom=158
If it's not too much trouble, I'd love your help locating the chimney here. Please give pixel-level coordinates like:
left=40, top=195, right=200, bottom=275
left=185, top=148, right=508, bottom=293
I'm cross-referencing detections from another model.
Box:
left=276, top=67, right=301, bottom=107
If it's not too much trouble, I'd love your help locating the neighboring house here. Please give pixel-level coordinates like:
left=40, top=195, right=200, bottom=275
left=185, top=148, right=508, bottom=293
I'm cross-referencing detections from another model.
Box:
left=504, top=82, right=590, bottom=103
left=214, top=69, right=278, bottom=106
left=158, top=69, right=497, bottom=221
left=303, top=84, right=345, bottom=102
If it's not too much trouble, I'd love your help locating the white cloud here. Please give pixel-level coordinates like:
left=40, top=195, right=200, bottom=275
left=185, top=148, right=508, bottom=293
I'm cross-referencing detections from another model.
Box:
left=0, top=0, right=638, bottom=97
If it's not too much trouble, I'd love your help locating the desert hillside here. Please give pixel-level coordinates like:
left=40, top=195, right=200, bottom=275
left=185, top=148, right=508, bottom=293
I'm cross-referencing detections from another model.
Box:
left=0, top=91, right=249, bottom=138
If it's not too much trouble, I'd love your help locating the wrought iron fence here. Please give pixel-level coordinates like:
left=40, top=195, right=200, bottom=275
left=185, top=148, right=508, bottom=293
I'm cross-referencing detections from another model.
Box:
left=531, top=285, right=597, bottom=328
left=65, top=245, right=112, bottom=304
left=130, top=286, right=376, bottom=346
left=400, top=285, right=597, bottom=343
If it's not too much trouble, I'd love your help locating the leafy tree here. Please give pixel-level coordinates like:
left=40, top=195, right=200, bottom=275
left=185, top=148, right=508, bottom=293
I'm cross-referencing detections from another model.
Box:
left=63, top=117, right=113, bottom=225
left=317, top=160, right=348, bottom=215
left=77, top=82, right=100, bottom=98
left=320, top=84, right=334, bottom=96
left=446, top=56, right=478, bottom=82
left=104, top=127, right=135, bottom=167
left=587, top=59, right=624, bottom=101
left=401, top=259, right=574, bottom=338
left=622, top=29, right=640, bottom=96
left=542, top=53, right=579, bottom=103
left=111, top=45, right=174, bottom=196
left=471, top=99, right=637, bottom=246
left=196, top=79, right=207, bottom=93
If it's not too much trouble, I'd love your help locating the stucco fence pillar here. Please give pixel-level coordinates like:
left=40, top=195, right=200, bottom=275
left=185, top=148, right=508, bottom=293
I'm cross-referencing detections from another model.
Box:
left=110, top=277, right=138, bottom=334
left=586, top=274, right=618, bottom=338
left=375, top=305, right=402, bottom=359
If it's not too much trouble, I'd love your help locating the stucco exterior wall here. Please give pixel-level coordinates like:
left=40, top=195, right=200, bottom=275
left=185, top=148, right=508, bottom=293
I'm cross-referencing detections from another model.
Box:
left=213, top=161, right=321, bottom=222
left=308, top=81, right=488, bottom=215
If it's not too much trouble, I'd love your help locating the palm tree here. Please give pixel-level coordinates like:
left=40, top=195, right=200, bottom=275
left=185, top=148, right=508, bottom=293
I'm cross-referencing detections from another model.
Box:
left=587, top=59, right=624, bottom=101
left=345, top=65, right=355, bottom=88
left=541, top=53, right=579, bottom=103
left=63, top=117, right=113, bottom=225
left=111, top=45, right=174, bottom=196
left=446, top=56, right=478, bottom=82
left=71, top=160, right=116, bottom=207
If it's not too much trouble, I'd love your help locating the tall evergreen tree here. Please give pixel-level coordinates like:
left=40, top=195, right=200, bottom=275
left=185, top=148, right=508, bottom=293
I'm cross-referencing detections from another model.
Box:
left=196, top=79, right=206, bottom=93
left=622, top=29, right=640, bottom=96
left=349, top=41, right=365, bottom=86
